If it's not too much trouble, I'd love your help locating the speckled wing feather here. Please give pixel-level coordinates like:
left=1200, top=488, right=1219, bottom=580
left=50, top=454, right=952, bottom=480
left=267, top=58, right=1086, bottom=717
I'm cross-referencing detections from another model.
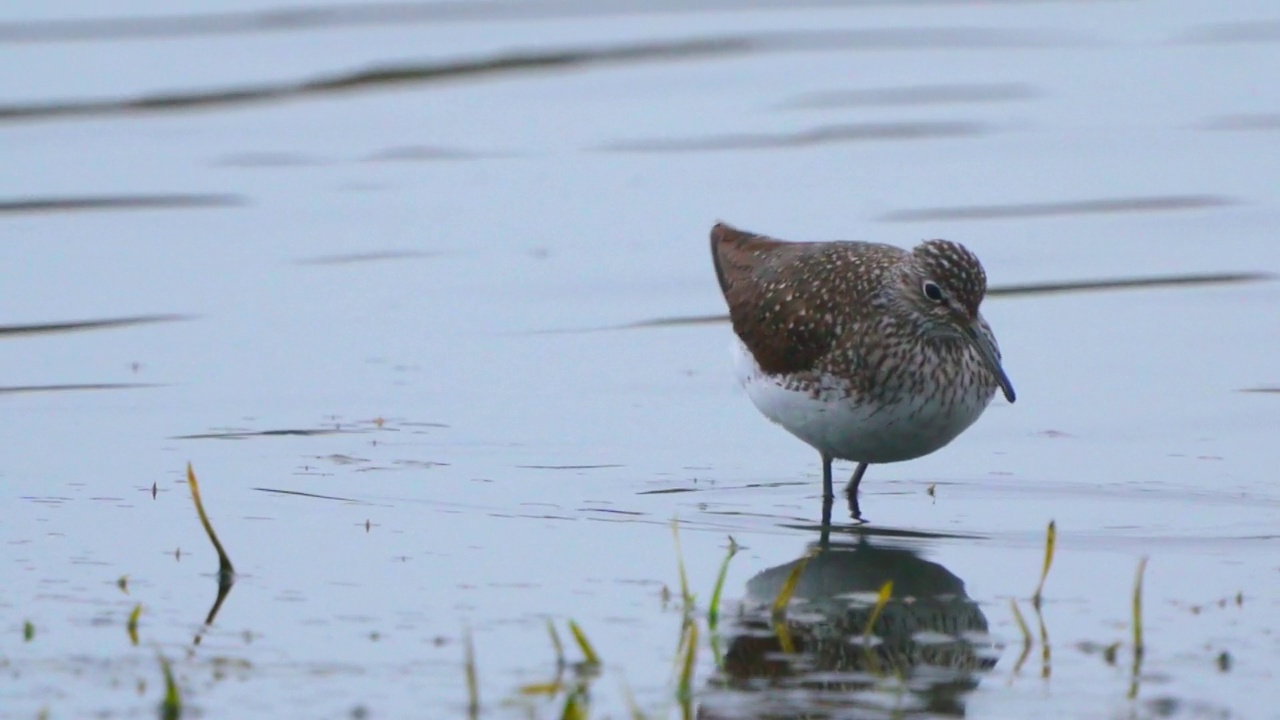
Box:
left=710, top=223, right=845, bottom=376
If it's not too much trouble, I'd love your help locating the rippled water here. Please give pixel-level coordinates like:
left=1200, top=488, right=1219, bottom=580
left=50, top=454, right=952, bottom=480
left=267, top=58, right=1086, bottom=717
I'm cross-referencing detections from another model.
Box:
left=2, top=1, right=1278, bottom=718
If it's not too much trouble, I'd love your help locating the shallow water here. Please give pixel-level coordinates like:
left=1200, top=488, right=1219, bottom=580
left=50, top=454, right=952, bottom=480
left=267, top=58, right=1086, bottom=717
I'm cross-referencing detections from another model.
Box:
left=2, top=1, right=1279, bottom=718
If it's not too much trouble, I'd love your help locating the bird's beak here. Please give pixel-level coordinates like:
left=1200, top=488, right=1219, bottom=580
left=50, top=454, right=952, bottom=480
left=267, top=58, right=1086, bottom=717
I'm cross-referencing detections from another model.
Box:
left=964, top=322, right=1016, bottom=403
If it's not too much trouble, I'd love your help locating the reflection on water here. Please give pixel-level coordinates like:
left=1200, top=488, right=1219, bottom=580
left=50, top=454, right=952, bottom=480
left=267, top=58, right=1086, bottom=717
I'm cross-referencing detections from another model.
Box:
left=703, top=530, right=996, bottom=719
left=600, top=121, right=987, bottom=153
left=877, top=194, right=1234, bottom=222
left=3, top=0, right=1278, bottom=715
left=778, top=82, right=1037, bottom=110
left=1200, top=113, right=1280, bottom=132
left=1178, top=19, right=1280, bottom=44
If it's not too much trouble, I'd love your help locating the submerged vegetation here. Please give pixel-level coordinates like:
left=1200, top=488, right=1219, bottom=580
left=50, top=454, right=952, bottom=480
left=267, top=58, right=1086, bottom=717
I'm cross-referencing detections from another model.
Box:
left=456, top=517, right=1175, bottom=719
left=9, top=468, right=1225, bottom=718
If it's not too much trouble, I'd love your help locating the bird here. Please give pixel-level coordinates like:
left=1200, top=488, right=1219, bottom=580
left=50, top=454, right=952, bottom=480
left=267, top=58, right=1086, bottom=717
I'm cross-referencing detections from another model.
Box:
left=709, top=222, right=1015, bottom=520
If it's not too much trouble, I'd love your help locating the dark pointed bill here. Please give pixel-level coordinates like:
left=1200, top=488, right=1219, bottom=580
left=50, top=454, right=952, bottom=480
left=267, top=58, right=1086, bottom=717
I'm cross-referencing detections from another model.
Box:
left=964, top=323, right=1016, bottom=403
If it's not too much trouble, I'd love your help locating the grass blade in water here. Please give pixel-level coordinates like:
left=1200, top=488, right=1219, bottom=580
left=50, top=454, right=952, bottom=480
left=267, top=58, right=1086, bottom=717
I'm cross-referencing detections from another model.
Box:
left=619, top=675, right=647, bottom=720
left=1129, top=556, right=1149, bottom=700
left=1036, top=602, right=1052, bottom=678
left=548, top=618, right=566, bottom=667
left=560, top=686, right=588, bottom=720
left=464, top=627, right=479, bottom=719
left=1009, top=599, right=1033, bottom=676
left=1032, top=520, right=1056, bottom=610
left=127, top=604, right=142, bottom=646
left=770, top=550, right=816, bottom=655
left=1132, top=556, right=1148, bottom=657
left=677, top=621, right=698, bottom=720
left=185, top=463, right=235, bottom=580
left=158, top=652, right=182, bottom=720
left=707, top=536, right=739, bottom=631
left=670, top=519, right=694, bottom=611
left=568, top=620, right=601, bottom=667
left=771, top=548, right=817, bottom=617
left=862, top=580, right=894, bottom=643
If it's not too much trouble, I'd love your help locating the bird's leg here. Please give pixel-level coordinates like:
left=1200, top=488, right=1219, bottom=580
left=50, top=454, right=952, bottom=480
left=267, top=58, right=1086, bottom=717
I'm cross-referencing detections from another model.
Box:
left=821, top=454, right=834, bottom=501
left=846, top=462, right=869, bottom=521
left=820, top=453, right=835, bottom=526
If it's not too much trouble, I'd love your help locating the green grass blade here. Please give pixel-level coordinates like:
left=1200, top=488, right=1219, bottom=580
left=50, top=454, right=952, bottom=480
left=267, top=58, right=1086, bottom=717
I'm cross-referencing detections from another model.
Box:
left=771, top=617, right=796, bottom=655
left=771, top=549, right=817, bottom=617
left=670, top=519, right=694, bottom=611
left=568, top=620, right=601, bottom=667
left=707, top=536, right=739, bottom=631
left=1032, top=520, right=1056, bottom=610
left=547, top=618, right=566, bottom=666
left=709, top=630, right=725, bottom=672
left=1129, top=556, right=1149, bottom=700
left=158, top=652, right=182, bottom=720
left=676, top=620, right=698, bottom=720
left=127, top=604, right=142, bottom=646
left=618, top=675, right=648, bottom=720
left=517, top=682, right=562, bottom=696
left=1035, top=601, right=1052, bottom=679
left=1009, top=598, right=1031, bottom=645
left=1132, top=556, right=1148, bottom=656
left=186, top=463, right=235, bottom=580
left=464, top=627, right=479, bottom=720
left=1009, top=599, right=1032, bottom=676
left=862, top=580, right=894, bottom=643
left=560, top=686, right=588, bottom=720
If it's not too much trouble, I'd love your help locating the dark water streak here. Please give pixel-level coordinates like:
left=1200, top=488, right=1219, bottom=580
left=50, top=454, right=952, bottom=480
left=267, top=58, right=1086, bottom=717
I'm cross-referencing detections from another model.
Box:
left=0, top=314, right=191, bottom=338
left=600, top=121, right=986, bottom=152
left=173, top=428, right=363, bottom=440
left=0, top=0, right=1083, bottom=44
left=878, top=195, right=1234, bottom=221
left=0, top=383, right=158, bottom=394
left=0, top=195, right=241, bottom=214
left=0, top=29, right=1069, bottom=123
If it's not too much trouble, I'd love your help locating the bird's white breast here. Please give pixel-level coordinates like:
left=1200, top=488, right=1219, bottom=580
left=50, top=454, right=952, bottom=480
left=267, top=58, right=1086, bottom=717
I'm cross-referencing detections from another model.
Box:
left=732, top=338, right=994, bottom=464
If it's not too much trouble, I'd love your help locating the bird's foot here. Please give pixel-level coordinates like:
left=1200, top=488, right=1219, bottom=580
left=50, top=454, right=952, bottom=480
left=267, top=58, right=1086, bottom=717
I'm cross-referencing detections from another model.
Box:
left=846, top=488, right=865, bottom=524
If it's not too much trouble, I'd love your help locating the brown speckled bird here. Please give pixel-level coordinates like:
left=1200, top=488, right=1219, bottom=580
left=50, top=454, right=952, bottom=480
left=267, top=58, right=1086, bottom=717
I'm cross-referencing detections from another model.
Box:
left=710, top=223, right=1015, bottom=519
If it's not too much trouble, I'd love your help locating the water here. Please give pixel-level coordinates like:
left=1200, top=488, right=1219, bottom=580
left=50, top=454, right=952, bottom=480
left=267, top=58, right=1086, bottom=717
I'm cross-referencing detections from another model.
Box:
left=2, top=1, right=1278, bottom=718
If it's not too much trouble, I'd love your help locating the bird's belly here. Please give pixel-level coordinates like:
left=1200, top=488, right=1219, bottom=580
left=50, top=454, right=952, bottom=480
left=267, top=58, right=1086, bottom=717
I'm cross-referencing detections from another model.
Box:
left=732, top=339, right=993, bottom=463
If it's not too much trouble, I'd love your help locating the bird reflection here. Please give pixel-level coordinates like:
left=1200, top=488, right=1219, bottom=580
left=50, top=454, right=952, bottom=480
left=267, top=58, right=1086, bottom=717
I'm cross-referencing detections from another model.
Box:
left=701, top=528, right=997, bottom=719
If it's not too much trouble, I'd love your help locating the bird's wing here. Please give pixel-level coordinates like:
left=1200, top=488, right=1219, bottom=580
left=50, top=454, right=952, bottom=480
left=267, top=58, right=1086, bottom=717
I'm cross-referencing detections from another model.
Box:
left=710, top=223, right=840, bottom=376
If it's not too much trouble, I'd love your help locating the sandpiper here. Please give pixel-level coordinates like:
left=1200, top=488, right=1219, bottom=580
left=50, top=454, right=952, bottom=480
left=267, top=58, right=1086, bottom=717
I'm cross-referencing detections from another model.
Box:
left=710, top=223, right=1015, bottom=519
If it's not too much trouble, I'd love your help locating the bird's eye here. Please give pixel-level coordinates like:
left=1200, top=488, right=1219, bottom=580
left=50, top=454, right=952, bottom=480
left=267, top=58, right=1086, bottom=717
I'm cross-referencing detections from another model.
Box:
left=923, top=281, right=945, bottom=302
